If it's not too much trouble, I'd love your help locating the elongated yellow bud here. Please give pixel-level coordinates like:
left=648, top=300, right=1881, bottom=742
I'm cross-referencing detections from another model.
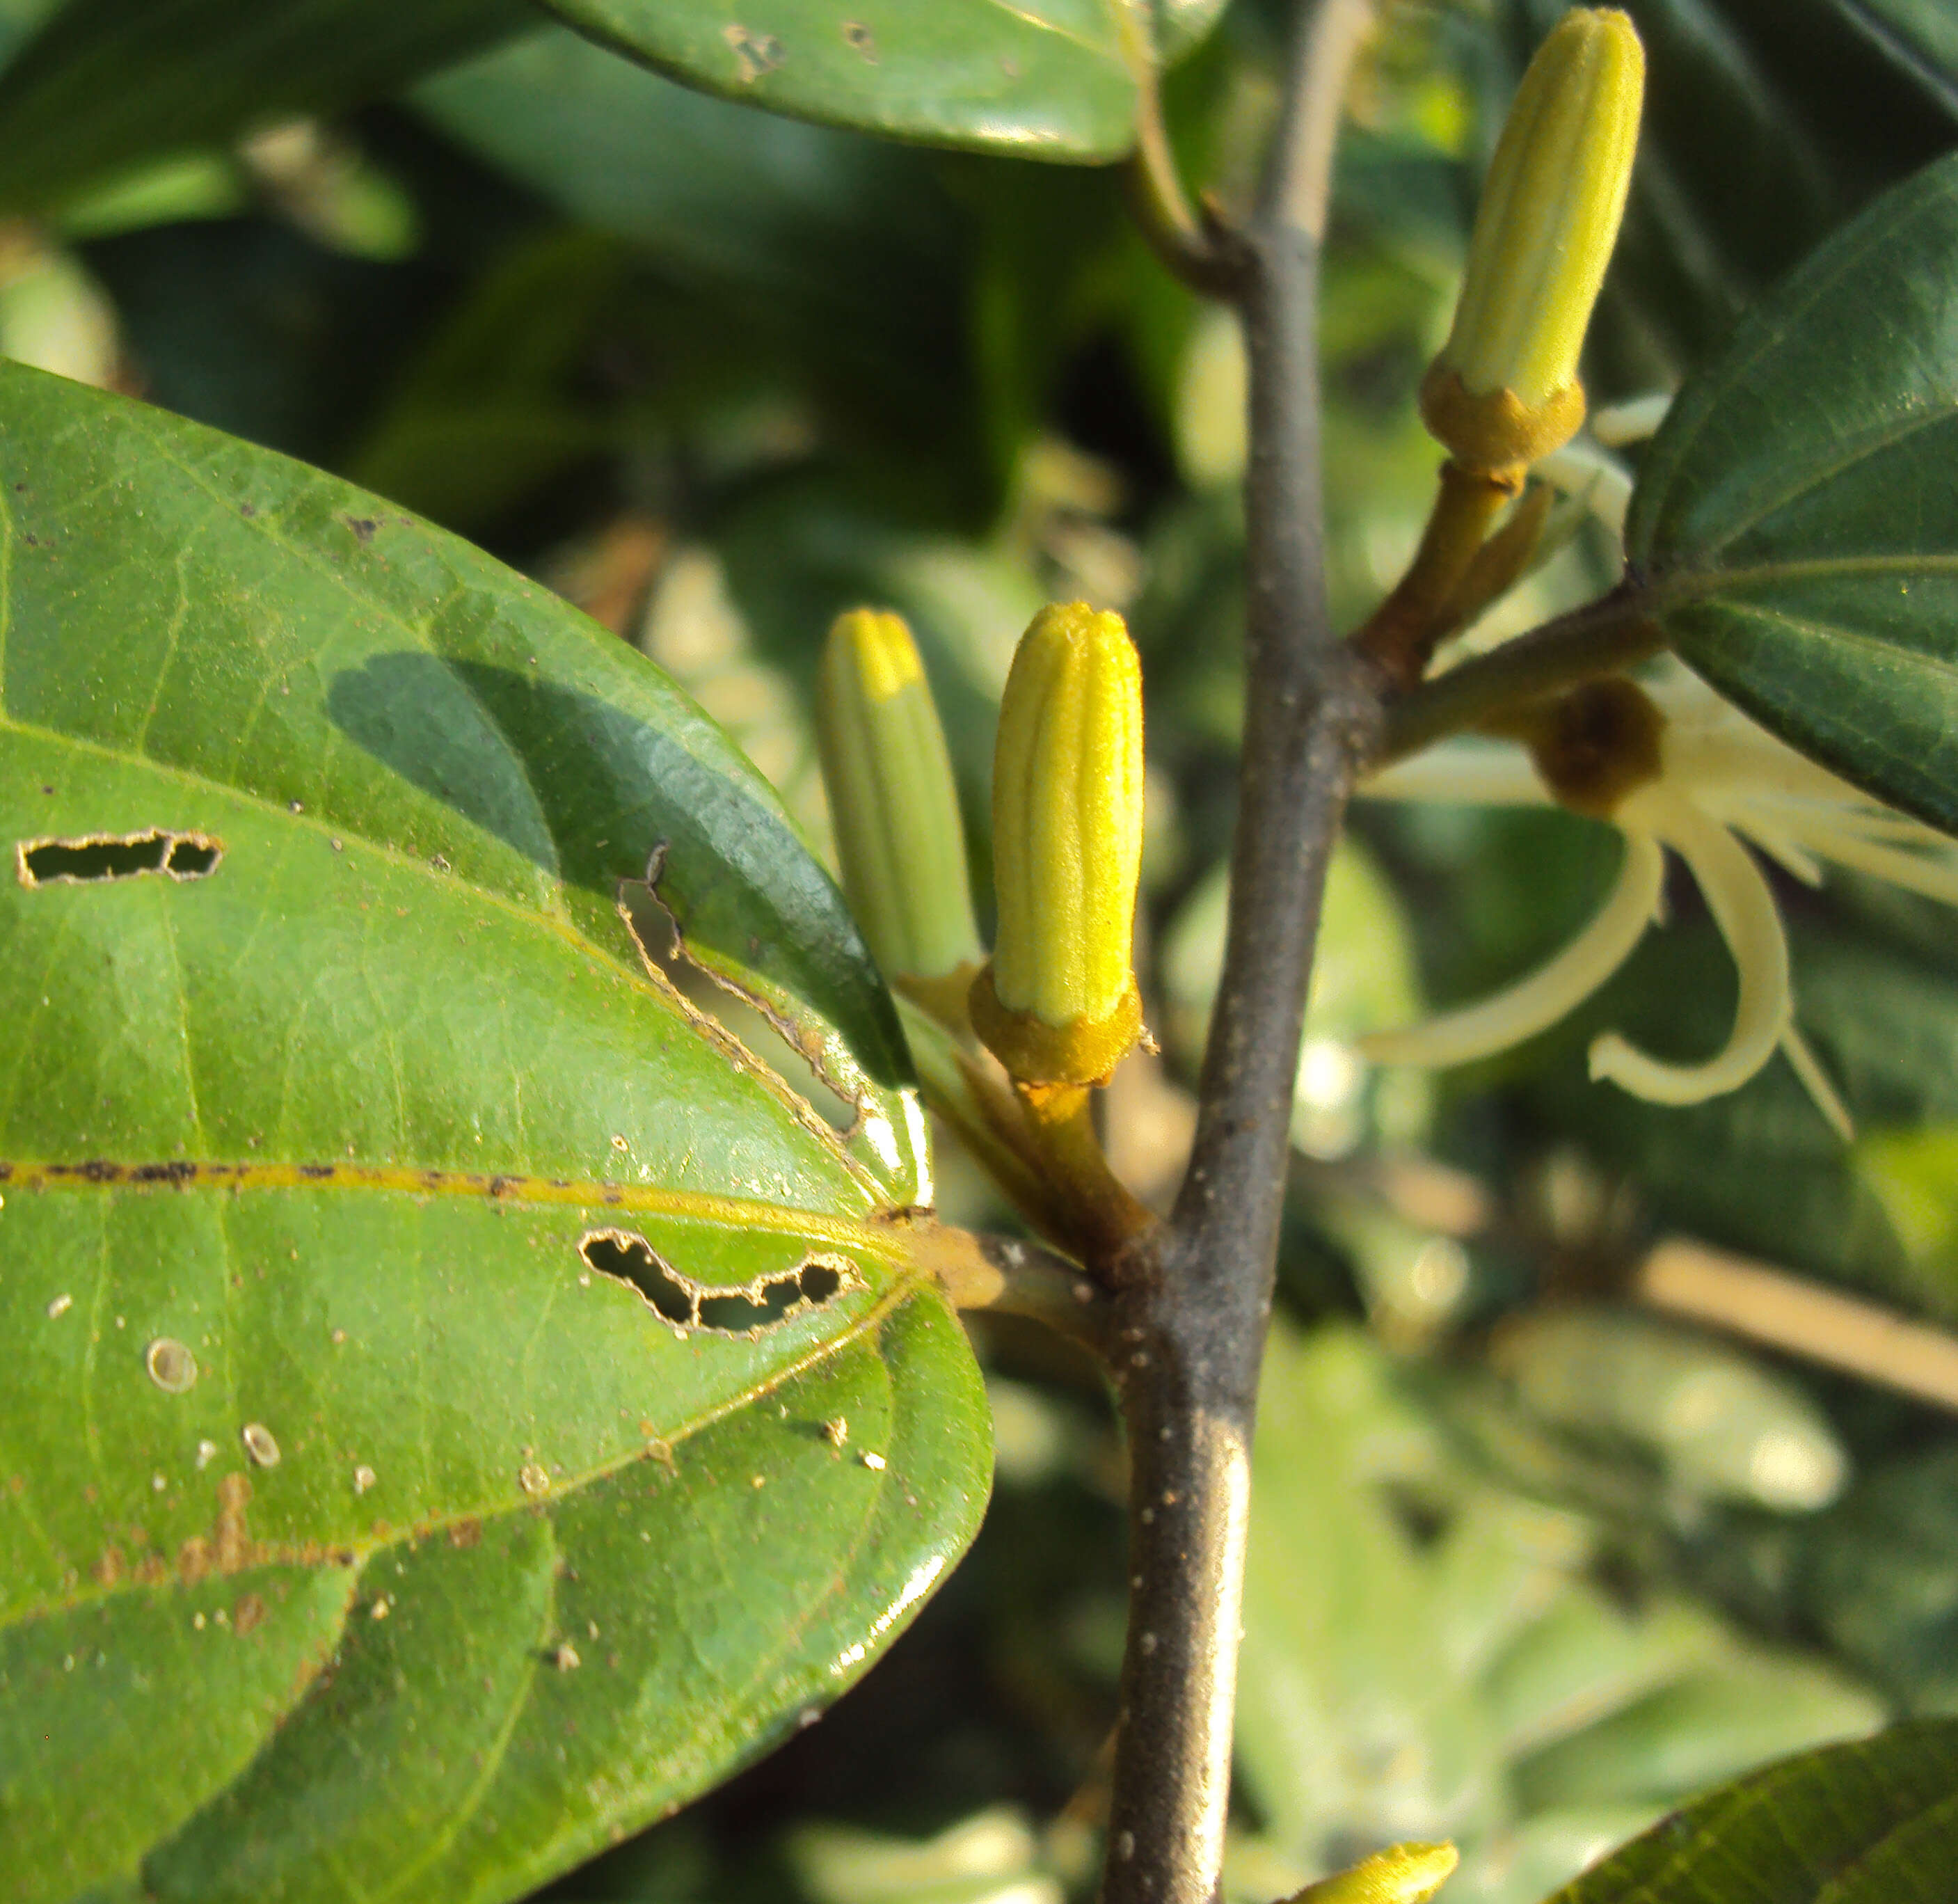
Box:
left=816, top=608, right=981, bottom=997
left=970, top=602, right=1144, bottom=1086
left=1422, top=8, right=1643, bottom=473
left=1282, top=1841, right=1459, bottom=1904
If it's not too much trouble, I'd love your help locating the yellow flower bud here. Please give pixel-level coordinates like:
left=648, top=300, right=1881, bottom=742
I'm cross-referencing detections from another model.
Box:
left=970, top=601, right=1144, bottom=1087
left=1281, top=1841, right=1459, bottom=1904
left=815, top=608, right=981, bottom=993
left=1422, top=8, right=1643, bottom=473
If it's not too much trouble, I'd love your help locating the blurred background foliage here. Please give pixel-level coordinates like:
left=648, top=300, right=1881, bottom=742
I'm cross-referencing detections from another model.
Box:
left=5, top=0, right=1957, bottom=1898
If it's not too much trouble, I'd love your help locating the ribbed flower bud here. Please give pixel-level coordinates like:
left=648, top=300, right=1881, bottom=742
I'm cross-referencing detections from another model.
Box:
left=815, top=608, right=981, bottom=1000
left=970, top=602, right=1144, bottom=1087
left=1282, top=1841, right=1459, bottom=1904
left=1422, top=8, right=1643, bottom=473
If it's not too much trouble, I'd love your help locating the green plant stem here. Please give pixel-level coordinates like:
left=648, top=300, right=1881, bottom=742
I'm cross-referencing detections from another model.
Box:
left=1097, top=3, right=1382, bottom=1899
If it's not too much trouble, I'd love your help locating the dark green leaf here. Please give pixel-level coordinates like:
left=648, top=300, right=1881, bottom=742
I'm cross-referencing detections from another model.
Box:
left=0, top=362, right=989, bottom=1901
left=0, top=0, right=532, bottom=214
left=534, top=0, right=1140, bottom=161
left=1840, top=0, right=1958, bottom=113
left=1538, top=1720, right=1958, bottom=1903
left=1627, top=151, right=1958, bottom=838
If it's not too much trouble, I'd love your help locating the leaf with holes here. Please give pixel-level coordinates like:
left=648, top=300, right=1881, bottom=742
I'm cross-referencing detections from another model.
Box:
left=1627, top=150, right=1958, bottom=837
left=0, top=360, right=993, bottom=1904
left=532, top=0, right=1226, bottom=163
left=1536, top=1720, right=1958, bottom=1903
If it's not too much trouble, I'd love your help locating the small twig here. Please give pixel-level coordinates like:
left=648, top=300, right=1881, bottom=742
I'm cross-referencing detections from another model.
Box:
left=911, top=1220, right=1111, bottom=1356
left=1635, top=1236, right=1958, bottom=1416
left=1019, top=1081, right=1159, bottom=1260
left=1097, top=3, right=1382, bottom=1899
left=1374, top=580, right=1664, bottom=768
left=1265, top=0, right=1376, bottom=241
left=1118, top=1, right=1238, bottom=294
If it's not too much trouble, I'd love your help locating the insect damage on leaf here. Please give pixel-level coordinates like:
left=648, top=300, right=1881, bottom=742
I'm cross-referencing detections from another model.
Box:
left=620, top=846, right=930, bottom=1203
left=16, top=829, right=222, bottom=886
left=580, top=1228, right=853, bottom=1336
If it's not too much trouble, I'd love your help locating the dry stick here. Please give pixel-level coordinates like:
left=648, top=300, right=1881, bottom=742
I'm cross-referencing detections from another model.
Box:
left=1099, top=4, right=1380, bottom=1901
left=1636, top=1237, right=1958, bottom=1415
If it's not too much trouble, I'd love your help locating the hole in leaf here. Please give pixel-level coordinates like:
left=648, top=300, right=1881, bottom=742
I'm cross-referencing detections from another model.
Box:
left=578, top=1230, right=853, bottom=1336
left=17, top=830, right=223, bottom=887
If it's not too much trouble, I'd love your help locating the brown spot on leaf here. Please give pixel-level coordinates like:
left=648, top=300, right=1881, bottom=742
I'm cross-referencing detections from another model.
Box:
left=234, top=1592, right=269, bottom=1635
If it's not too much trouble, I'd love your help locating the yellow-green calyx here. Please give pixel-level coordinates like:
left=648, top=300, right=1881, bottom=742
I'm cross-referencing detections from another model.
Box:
left=1423, top=7, right=1643, bottom=473
left=815, top=608, right=982, bottom=991
left=1282, top=1841, right=1459, bottom=1904
left=971, top=601, right=1145, bottom=1087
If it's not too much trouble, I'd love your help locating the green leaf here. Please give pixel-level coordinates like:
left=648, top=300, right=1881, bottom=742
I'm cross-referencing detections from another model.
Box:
left=1537, top=1720, right=1958, bottom=1903
left=0, top=361, right=991, bottom=1902
left=533, top=0, right=1145, bottom=161
left=0, top=0, right=532, bottom=214
left=1627, top=151, right=1958, bottom=838
left=1841, top=0, right=1958, bottom=113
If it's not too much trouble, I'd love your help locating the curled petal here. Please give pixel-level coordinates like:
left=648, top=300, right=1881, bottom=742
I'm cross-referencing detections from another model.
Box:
left=1781, top=1025, right=1854, bottom=1143
left=1589, top=792, right=1791, bottom=1103
left=1360, top=829, right=1665, bottom=1070
left=1797, top=824, right=1958, bottom=910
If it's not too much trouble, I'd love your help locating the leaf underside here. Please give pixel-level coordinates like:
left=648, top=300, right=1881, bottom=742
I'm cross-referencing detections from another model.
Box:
left=0, top=360, right=991, bottom=1904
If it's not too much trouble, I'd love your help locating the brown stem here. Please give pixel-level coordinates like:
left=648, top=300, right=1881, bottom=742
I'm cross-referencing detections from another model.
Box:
left=1354, top=461, right=1520, bottom=688
left=1019, top=1080, right=1158, bottom=1260
left=1374, top=580, right=1665, bottom=769
left=1096, top=4, right=1384, bottom=1898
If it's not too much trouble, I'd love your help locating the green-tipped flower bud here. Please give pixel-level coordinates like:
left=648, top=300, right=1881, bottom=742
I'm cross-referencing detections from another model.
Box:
left=1282, top=1841, right=1459, bottom=1904
left=970, top=602, right=1144, bottom=1087
left=1422, top=8, right=1643, bottom=473
left=816, top=608, right=981, bottom=995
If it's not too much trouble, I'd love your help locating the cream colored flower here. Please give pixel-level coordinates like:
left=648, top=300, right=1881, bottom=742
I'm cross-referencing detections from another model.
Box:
left=1359, top=660, right=1958, bottom=1132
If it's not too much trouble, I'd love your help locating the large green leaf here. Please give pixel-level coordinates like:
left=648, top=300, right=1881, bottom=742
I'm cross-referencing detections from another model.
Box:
left=1626, top=151, right=1958, bottom=837
left=0, top=0, right=532, bottom=214
left=532, top=0, right=1218, bottom=161
left=0, top=360, right=992, bottom=1903
left=1538, top=1720, right=1958, bottom=1903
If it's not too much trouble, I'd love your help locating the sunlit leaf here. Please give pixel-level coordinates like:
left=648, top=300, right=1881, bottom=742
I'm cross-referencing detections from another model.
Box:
left=0, top=362, right=990, bottom=1902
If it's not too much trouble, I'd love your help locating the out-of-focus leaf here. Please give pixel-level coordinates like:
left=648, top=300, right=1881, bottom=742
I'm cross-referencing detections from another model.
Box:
left=0, top=362, right=991, bottom=1901
left=1512, top=1654, right=1883, bottom=1810
left=0, top=0, right=532, bottom=214
left=534, top=0, right=1161, bottom=162
left=1493, top=1308, right=1849, bottom=1513
left=413, top=25, right=958, bottom=325
left=1627, top=152, right=1958, bottom=835
left=1793, top=1443, right=1958, bottom=1714
left=1536, top=1722, right=1958, bottom=1903
left=1238, top=1324, right=1502, bottom=1859
left=1840, top=0, right=1958, bottom=111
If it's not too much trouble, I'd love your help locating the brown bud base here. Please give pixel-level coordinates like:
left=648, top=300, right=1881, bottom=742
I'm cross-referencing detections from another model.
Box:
left=969, top=963, right=1143, bottom=1087
left=1420, top=365, right=1586, bottom=477
left=1483, top=674, right=1665, bottom=820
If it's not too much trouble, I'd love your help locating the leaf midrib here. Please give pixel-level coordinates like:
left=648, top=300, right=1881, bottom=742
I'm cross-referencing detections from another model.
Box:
left=2, top=1263, right=926, bottom=1637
